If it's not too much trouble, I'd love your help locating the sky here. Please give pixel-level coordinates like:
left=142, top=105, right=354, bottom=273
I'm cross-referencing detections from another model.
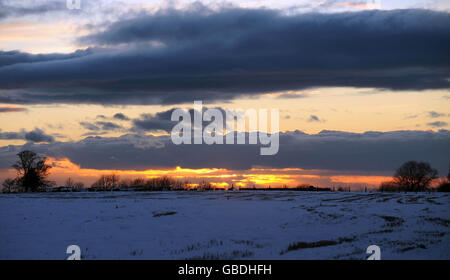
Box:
left=0, top=0, right=449, bottom=189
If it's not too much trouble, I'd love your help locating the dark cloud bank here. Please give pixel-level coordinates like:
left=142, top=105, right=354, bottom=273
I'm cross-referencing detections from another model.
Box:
left=0, top=130, right=448, bottom=176
left=0, top=7, right=449, bottom=105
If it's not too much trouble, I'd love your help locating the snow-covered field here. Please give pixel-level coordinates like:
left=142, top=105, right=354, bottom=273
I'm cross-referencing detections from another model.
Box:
left=0, top=191, right=449, bottom=260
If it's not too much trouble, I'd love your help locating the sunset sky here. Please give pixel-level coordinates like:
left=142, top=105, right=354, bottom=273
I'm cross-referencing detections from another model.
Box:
left=0, top=0, right=449, bottom=189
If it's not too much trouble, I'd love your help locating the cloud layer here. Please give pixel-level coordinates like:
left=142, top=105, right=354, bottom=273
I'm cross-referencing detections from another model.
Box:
left=0, top=7, right=449, bottom=105
left=0, top=129, right=448, bottom=176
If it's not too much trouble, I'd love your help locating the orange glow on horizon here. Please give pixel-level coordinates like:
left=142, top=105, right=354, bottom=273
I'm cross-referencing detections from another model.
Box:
left=330, top=175, right=392, bottom=186
left=0, top=157, right=394, bottom=190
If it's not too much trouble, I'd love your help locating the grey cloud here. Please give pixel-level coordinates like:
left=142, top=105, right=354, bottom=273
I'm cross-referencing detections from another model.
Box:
left=0, top=0, right=66, bottom=20
left=0, top=106, right=27, bottom=113
left=24, top=128, right=54, bottom=143
left=428, top=121, right=448, bottom=127
left=81, top=131, right=108, bottom=137
left=96, top=121, right=122, bottom=130
left=0, top=0, right=101, bottom=21
left=80, top=121, right=122, bottom=131
left=405, top=114, right=418, bottom=119
left=80, top=122, right=100, bottom=131
left=132, top=109, right=178, bottom=132
left=0, top=128, right=54, bottom=143
left=308, top=115, right=323, bottom=122
left=276, top=92, right=309, bottom=99
left=132, top=107, right=229, bottom=132
left=113, top=113, right=130, bottom=121
left=428, top=111, right=446, bottom=118
left=0, top=8, right=449, bottom=105
left=0, top=131, right=25, bottom=140
left=0, top=129, right=448, bottom=176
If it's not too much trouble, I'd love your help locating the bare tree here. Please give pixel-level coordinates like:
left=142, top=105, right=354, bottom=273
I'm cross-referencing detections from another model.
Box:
left=91, top=174, right=120, bottom=190
left=12, top=150, right=53, bottom=192
left=393, top=161, right=438, bottom=192
left=65, top=177, right=75, bottom=188
left=131, top=177, right=146, bottom=187
left=110, top=173, right=120, bottom=188
left=2, top=178, right=17, bottom=193
left=64, top=177, right=84, bottom=190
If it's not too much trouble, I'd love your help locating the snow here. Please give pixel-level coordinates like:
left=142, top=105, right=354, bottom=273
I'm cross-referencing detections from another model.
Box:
left=0, top=191, right=449, bottom=260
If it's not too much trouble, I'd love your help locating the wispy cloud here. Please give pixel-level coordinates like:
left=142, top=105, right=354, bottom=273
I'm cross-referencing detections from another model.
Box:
left=428, top=111, right=446, bottom=118
left=307, top=115, right=324, bottom=122
left=0, top=106, right=27, bottom=113
left=428, top=121, right=448, bottom=128
left=80, top=121, right=123, bottom=131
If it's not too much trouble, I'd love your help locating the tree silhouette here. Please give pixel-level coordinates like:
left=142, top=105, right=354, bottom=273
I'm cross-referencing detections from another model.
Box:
left=12, top=150, right=53, bottom=192
left=65, top=177, right=75, bottom=189
left=91, top=174, right=120, bottom=190
left=393, top=161, right=438, bottom=192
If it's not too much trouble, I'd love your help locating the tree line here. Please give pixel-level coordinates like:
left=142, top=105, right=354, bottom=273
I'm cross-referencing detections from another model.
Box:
left=0, top=150, right=219, bottom=192
left=89, top=174, right=212, bottom=191
left=1, top=150, right=449, bottom=193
